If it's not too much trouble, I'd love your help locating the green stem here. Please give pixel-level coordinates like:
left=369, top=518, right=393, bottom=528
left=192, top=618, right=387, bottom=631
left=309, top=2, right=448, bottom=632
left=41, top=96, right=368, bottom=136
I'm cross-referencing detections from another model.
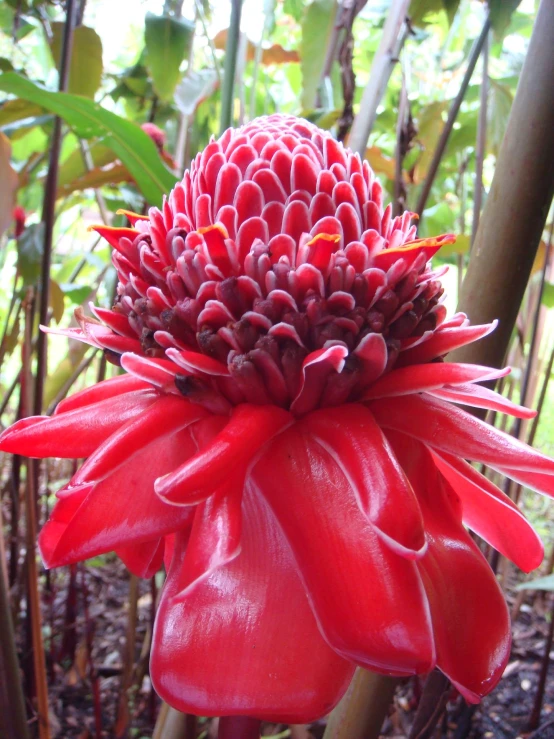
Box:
left=322, top=668, right=398, bottom=739
left=219, top=0, right=243, bottom=134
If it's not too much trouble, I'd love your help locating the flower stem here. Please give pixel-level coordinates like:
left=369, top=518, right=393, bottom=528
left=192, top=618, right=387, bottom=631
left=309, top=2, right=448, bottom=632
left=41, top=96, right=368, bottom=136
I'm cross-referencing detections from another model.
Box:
left=218, top=716, right=261, bottom=739
left=322, top=668, right=398, bottom=739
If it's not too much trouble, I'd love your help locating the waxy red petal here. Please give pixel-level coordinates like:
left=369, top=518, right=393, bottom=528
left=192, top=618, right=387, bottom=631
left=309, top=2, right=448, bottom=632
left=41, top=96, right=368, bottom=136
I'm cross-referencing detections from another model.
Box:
left=172, top=471, right=244, bottom=598
left=252, top=425, right=435, bottom=674
left=430, top=382, right=536, bottom=419
left=396, top=322, right=498, bottom=367
left=362, top=362, right=509, bottom=401
left=151, top=490, right=354, bottom=722
left=303, top=405, right=426, bottom=558
left=39, top=427, right=197, bottom=568
left=290, top=346, right=348, bottom=416
left=54, top=374, right=149, bottom=415
left=388, top=434, right=511, bottom=702
left=369, top=394, right=554, bottom=483
left=431, top=449, right=544, bottom=572
left=155, top=404, right=292, bottom=505
left=72, top=395, right=207, bottom=485
left=116, top=539, right=164, bottom=579
left=0, top=389, right=159, bottom=458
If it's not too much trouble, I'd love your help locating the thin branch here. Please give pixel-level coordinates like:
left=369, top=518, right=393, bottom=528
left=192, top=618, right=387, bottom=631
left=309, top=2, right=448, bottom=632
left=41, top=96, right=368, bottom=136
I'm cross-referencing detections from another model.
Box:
left=416, top=16, right=491, bottom=218
left=471, top=31, right=489, bottom=245
left=219, top=0, right=243, bottom=134
left=348, top=0, right=410, bottom=155
left=322, top=668, right=398, bottom=739
left=34, top=0, right=78, bottom=416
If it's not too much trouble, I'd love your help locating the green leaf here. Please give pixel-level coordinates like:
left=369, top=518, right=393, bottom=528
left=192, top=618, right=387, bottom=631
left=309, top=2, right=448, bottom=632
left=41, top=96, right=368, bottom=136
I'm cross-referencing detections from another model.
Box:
left=0, top=73, right=177, bottom=205
left=515, top=574, right=554, bottom=592
left=49, top=279, right=65, bottom=324
left=488, top=79, right=513, bottom=156
left=60, top=283, right=93, bottom=305
left=284, top=0, right=304, bottom=21
left=409, top=0, right=458, bottom=26
left=542, top=281, right=554, bottom=309
left=488, top=0, right=523, bottom=38
left=50, top=24, right=103, bottom=99
left=300, top=0, right=338, bottom=110
left=145, top=13, right=195, bottom=102
left=442, top=0, right=460, bottom=25
left=0, top=98, right=43, bottom=127
left=17, top=222, right=44, bottom=285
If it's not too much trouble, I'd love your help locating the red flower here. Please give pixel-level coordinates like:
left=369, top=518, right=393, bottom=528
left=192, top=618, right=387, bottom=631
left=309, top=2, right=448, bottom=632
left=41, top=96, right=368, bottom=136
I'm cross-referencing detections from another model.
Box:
left=13, top=205, right=26, bottom=238
left=1, top=115, right=553, bottom=721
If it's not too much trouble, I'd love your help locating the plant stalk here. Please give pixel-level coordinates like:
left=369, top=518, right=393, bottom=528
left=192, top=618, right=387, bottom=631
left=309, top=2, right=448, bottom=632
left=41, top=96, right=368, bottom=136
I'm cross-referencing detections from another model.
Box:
left=220, top=0, right=243, bottom=134
left=34, top=0, right=77, bottom=416
left=348, top=0, right=410, bottom=155
left=322, top=668, right=398, bottom=739
left=416, top=16, right=491, bottom=219
left=218, top=716, right=261, bottom=739
left=22, top=291, right=50, bottom=739
left=471, top=31, right=489, bottom=245
left=0, top=563, right=30, bottom=739
left=452, top=0, right=554, bottom=369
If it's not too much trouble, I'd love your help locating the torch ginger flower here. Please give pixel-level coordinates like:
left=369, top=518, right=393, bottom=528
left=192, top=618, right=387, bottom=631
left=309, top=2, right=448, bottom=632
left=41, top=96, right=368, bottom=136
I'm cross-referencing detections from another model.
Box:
left=2, top=115, right=553, bottom=721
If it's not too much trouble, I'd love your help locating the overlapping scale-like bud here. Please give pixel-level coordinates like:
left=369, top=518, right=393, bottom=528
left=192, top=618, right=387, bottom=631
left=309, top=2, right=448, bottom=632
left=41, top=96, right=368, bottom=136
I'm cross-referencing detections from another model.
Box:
left=80, top=115, right=455, bottom=414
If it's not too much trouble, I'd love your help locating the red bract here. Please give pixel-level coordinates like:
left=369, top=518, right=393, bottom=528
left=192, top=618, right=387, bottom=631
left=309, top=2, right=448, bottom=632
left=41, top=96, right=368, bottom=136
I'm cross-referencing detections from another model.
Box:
left=2, top=114, right=553, bottom=720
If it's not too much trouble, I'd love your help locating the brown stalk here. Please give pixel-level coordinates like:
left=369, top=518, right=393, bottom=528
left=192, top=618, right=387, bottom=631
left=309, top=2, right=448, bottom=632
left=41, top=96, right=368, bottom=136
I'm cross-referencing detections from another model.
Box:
left=471, top=32, right=489, bottom=246
left=114, top=573, right=139, bottom=737
left=0, top=551, right=30, bottom=739
left=348, top=0, right=410, bottom=155
left=34, top=0, right=77, bottom=416
left=415, top=17, right=491, bottom=219
left=218, top=716, right=261, bottom=738
left=412, top=5, right=554, bottom=733
left=526, top=594, right=554, bottom=731
left=322, top=668, right=398, bottom=739
left=452, top=0, right=554, bottom=369
left=22, top=291, right=50, bottom=739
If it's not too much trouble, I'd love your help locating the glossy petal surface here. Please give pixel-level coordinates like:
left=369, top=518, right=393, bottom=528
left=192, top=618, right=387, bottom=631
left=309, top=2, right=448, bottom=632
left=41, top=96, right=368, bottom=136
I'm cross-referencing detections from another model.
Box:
left=151, top=489, right=354, bottom=721
left=252, top=424, right=435, bottom=674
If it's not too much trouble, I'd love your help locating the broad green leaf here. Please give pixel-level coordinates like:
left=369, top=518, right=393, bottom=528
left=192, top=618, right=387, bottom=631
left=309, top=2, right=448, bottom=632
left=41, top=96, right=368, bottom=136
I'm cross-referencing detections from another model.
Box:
left=60, top=283, right=93, bottom=305
left=515, top=574, right=554, bottom=592
left=442, top=0, right=460, bottom=25
left=17, top=222, right=44, bottom=285
left=488, top=0, right=522, bottom=38
left=284, top=0, right=304, bottom=21
left=145, top=13, right=195, bottom=102
left=300, top=0, right=338, bottom=110
left=58, top=142, right=117, bottom=191
left=51, top=24, right=103, bottom=99
left=418, top=201, right=457, bottom=238
left=409, top=0, right=458, bottom=26
left=0, top=74, right=177, bottom=205
left=0, top=98, right=43, bottom=128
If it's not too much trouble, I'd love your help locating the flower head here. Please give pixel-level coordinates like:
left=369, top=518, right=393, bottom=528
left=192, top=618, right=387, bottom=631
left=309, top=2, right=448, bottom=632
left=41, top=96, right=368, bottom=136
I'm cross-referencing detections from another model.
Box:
left=2, top=114, right=554, bottom=721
